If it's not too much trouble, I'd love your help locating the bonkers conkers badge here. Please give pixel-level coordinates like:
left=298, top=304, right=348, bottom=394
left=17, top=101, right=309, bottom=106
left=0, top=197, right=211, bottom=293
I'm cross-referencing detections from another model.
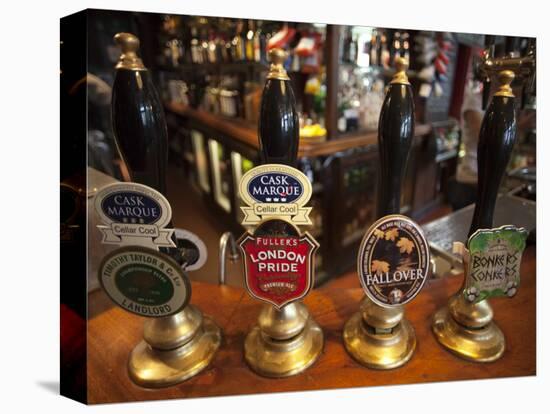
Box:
left=99, top=246, right=191, bottom=317
left=238, top=219, right=319, bottom=309
left=358, top=215, right=430, bottom=307
left=463, top=225, right=528, bottom=304
left=239, top=164, right=313, bottom=226
left=95, top=182, right=176, bottom=249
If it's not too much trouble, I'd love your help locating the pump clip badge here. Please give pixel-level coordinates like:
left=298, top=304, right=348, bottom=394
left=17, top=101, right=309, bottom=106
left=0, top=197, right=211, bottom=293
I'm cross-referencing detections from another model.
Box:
left=94, top=182, right=176, bottom=249
left=99, top=246, right=191, bottom=318
left=463, top=225, right=528, bottom=304
left=239, top=164, right=313, bottom=226
left=358, top=215, right=430, bottom=307
left=238, top=221, right=319, bottom=309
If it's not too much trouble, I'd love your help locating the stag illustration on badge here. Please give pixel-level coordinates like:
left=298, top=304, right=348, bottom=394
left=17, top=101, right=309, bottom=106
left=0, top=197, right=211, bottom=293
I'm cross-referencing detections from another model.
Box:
left=462, top=225, right=528, bottom=303
left=95, top=182, right=176, bottom=249
left=239, top=164, right=313, bottom=225
left=358, top=215, right=430, bottom=307
left=238, top=219, right=319, bottom=309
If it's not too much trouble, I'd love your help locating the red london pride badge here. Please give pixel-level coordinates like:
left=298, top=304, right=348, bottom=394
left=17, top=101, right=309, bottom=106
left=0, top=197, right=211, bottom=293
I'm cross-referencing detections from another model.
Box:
left=238, top=219, right=319, bottom=309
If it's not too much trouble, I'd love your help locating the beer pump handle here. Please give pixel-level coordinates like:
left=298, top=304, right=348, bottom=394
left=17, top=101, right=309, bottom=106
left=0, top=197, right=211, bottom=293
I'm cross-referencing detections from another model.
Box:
left=112, top=33, right=181, bottom=259
left=258, top=48, right=299, bottom=167
left=112, top=32, right=169, bottom=195
left=468, top=70, right=517, bottom=237
left=376, top=57, right=415, bottom=217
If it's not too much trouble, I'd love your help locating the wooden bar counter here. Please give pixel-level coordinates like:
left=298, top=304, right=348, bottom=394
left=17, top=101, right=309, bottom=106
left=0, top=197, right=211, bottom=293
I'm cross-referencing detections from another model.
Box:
left=87, top=246, right=536, bottom=404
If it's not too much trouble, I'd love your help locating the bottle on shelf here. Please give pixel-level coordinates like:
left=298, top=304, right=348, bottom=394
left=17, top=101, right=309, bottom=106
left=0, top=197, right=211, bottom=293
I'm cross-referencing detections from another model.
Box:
left=356, top=31, right=371, bottom=67
left=392, top=31, right=402, bottom=64
left=221, top=23, right=232, bottom=63
left=246, top=20, right=255, bottom=62
left=254, top=20, right=266, bottom=63
left=349, top=33, right=358, bottom=64
left=200, top=26, right=209, bottom=64
left=341, top=26, right=357, bottom=64
left=370, top=28, right=379, bottom=66
left=402, top=31, right=410, bottom=62
left=206, top=28, right=218, bottom=64
left=190, top=26, right=201, bottom=64
left=232, top=20, right=246, bottom=61
left=380, top=30, right=390, bottom=68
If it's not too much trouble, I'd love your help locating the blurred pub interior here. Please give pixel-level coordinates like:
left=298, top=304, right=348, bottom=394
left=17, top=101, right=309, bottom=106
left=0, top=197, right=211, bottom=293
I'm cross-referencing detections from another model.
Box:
left=85, top=9, right=536, bottom=286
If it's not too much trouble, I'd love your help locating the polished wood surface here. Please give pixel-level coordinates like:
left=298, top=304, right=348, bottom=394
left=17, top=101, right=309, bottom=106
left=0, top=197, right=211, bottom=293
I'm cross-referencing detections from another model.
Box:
left=164, top=102, right=432, bottom=158
left=87, top=246, right=535, bottom=404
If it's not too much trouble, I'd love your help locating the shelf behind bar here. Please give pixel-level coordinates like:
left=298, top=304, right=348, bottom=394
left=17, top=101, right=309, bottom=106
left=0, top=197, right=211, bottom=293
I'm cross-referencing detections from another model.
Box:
left=165, top=102, right=432, bottom=158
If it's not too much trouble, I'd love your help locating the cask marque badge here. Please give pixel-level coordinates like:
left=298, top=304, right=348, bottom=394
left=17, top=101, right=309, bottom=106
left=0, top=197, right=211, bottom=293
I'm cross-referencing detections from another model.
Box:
left=358, top=215, right=430, bottom=307
left=238, top=219, right=319, bottom=309
left=239, top=164, right=313, bottom=226
left=95, top=182, right=176, bottom=249
left=463, top=225, right=528, bottom=304
left=99, top=246, right=191, bottom=317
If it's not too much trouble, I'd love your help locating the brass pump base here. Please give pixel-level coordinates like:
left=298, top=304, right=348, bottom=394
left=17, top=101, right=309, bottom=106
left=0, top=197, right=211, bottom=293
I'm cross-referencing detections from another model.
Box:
left=244, top=302, right=323, bottom=377
left=128, top=305, right=221, bottom=387
left=343, top=298, right=416, bottom=369
left=432, top=294, right=505, bottom=362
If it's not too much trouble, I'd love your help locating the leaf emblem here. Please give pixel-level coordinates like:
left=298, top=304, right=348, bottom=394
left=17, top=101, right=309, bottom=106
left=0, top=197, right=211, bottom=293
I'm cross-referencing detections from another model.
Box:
left=397, top=237, right=415, bottom=254
left=371, top=260, right=390, bottom=274
left=385, top=228, right=399, bottom=242
left=374, top=229, right=385, bottom=239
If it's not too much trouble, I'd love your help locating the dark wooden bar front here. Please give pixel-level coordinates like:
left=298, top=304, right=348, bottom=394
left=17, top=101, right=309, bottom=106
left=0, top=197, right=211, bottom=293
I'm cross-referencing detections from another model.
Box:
left=87, top=247, right=536, bottom=404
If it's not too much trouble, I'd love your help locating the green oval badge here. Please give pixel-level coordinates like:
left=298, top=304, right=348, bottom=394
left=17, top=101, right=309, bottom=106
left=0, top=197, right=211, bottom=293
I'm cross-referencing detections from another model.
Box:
left=99, top=246, right=191, bottom=317
left=115, top=264, right=175, bottom=305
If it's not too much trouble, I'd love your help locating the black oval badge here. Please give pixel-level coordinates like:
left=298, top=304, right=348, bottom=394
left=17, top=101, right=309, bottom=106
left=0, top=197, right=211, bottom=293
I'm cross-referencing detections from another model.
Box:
left=358, top=214, right=430, bottom=307
left=101, top=190, right=162, bottom=224
left=247, top=172, right=303, bottom=203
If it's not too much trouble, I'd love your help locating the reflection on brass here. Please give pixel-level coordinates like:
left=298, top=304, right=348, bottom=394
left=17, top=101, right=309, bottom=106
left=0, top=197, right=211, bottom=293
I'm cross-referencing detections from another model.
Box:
left=478, top=41, right=535, bottom=108
left=494, top=70, right=515, bottom=98
left=114, top=32, right=146, bottom=71
left=432, top=295, right=504, bottom=362
left=343, top=297, right=416, bottom=369
left=244, top=302, right=323, bottom=377
left=390, top=57, right=410, bottom=85
left=267, top=48, right=290, bottom=81
left=432, top=247, right=505, bottom=362
left=128, top=305, right=221, bottom=387
left=479, top=46, right=535, bottom=81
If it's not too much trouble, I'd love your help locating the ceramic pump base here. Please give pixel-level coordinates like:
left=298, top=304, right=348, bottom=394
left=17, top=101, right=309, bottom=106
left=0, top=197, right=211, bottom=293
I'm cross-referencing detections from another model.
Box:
left=128, top=305, right=221, bottom=388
